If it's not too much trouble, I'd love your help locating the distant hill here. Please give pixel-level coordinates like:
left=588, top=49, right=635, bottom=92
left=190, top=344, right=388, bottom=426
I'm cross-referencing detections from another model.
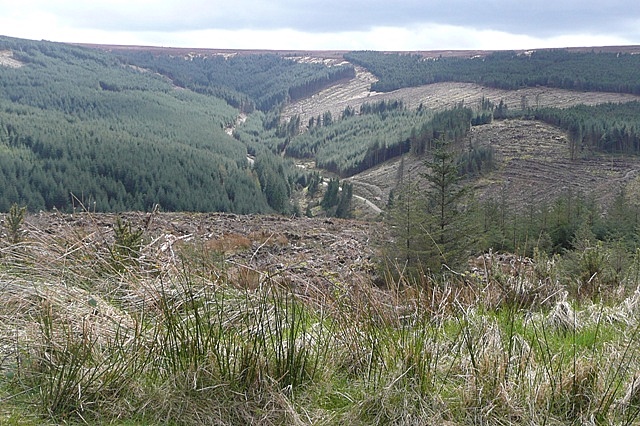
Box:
left=345, top=48, right=640, bottom=93
left=3, top=35, right=640, bottom=218
left=0, top=36, right=352, bottom=213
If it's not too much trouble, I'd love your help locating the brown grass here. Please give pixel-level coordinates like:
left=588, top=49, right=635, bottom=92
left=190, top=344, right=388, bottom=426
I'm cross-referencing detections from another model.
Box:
left=2, top=213, right=640, bottom=425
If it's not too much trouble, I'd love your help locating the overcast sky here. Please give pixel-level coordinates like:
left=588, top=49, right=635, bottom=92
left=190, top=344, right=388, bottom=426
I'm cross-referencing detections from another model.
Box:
left=2, top=0, right=640, bottom=51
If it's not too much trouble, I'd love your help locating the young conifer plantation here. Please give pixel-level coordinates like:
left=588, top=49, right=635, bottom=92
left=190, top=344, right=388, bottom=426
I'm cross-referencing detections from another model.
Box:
left=4, top=37, right=640, bottom=425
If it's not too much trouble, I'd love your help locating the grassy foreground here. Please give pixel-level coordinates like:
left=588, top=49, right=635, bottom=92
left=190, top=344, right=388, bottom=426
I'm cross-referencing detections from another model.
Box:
left=2, top=214, right=640, bottom=425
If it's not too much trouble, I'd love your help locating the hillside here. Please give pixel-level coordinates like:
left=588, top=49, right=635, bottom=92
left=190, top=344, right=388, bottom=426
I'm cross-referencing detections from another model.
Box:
left=282, top=74, right=640, bottom=129
left=4, top=168, right=640, bottom=426
left=0, top=36, right=352, bottom=214
left=346, top=119, right=640, bottom=212
left=3, top=36, right=640, bottom=220
left=278, top=52, right=640, bottom=216
left=23, top=210, right=381, bottom=288
left=6, top=40, right=640, bottom=426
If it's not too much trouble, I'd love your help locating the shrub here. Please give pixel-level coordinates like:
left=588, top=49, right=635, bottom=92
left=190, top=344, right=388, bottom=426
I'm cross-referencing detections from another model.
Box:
left=109, top=217, right=143, bottom=271
left=4, top=203, right=26, bottom=245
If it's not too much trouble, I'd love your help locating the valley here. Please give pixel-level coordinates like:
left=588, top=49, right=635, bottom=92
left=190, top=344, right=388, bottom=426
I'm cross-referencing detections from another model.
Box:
left=276, top=50, right=640, bottom=218
left=5, top=38, right=640, bottom=425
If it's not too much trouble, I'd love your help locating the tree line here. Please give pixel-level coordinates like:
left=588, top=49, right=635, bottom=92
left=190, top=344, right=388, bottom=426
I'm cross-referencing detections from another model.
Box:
left=345, top=49, right=640, bottom=94
left=286, top=103, right=483, bottom=177
left=115, top=50, right=355, bottom=112
left=533, top=102, right=640, bottom=156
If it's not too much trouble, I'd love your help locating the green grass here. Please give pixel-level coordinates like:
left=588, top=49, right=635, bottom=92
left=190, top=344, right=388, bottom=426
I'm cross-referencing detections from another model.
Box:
left=2, top=216, right=640, bottom=424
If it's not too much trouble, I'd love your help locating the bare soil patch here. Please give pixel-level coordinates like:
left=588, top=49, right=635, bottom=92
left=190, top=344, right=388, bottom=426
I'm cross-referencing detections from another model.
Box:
left=0, top=50, right=23, bottom=68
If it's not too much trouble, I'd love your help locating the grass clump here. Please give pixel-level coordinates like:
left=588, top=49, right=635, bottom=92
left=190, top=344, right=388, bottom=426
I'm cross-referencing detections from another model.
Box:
left=2, top=212, right=640, bottom=425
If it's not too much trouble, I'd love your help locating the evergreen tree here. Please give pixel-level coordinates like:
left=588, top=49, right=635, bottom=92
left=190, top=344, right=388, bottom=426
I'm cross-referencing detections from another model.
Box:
left=385, top=181, right=430, bottom=271
left=307, top=172, right=320, bottom=197
left=334, top=181, right=353, bottom=218
left=322, top=111, right=333, bottom=127
left=421, top=138, right=470, bottom=270
left=321, top=178, right=340, bottom=210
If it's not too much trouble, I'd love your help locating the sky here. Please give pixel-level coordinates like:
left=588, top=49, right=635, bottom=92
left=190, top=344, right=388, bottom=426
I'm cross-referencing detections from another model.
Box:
left=1, top=0, right=640, bottom=51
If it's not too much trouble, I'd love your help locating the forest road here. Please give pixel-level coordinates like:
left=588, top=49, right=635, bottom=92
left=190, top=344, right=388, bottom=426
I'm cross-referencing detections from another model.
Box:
left=353, top=195, right=383, bottom=214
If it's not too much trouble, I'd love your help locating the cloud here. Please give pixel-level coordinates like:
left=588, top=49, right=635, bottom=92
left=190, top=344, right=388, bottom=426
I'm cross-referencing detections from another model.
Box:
left=1, top=0, right=640, bottom=50
left=97, top=24, right=630, bottom=53
left=31, top=0, right=640, bottom=36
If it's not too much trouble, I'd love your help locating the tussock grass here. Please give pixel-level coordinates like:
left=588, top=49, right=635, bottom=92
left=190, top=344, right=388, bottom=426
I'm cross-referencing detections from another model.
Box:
left=2, top=215, right=640, bottom=424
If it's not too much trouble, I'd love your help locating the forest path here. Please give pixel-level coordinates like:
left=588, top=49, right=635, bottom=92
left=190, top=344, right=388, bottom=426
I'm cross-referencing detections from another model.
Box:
left=353, top=195, right=383, bottom=215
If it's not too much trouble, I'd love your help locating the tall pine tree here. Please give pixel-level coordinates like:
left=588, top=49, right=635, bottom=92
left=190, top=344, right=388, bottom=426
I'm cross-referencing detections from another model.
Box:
left=421, top=138, right=470, bottom=270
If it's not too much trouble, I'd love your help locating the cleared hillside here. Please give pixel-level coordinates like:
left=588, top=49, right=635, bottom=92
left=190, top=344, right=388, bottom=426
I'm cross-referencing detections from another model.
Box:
left=279, top=52, right=640, bottom=217
left=347, top=119, right=640, bottom=213
left=282, top=69, right=640, bottom=129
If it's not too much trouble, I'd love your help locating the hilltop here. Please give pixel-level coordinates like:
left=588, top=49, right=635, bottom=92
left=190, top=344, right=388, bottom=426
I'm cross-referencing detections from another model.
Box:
left=76, top=42, right=640, bottom=58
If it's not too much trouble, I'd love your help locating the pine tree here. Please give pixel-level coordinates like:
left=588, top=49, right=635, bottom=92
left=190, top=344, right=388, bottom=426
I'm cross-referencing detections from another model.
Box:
left=5, top=203, right=26, bottom=245
left=321, top=178, right=340, bottom=210
left=421, top=138, right=470, bottom=270
left=335, top=181, right=353, bottom=218
left=385, top=180, right=429, bottom=270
